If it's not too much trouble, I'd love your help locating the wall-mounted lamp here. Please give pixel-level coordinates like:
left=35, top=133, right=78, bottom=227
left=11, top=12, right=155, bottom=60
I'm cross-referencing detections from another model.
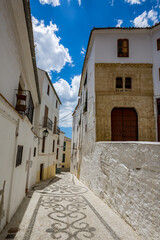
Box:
left=43, top=128, right=49, bottom=138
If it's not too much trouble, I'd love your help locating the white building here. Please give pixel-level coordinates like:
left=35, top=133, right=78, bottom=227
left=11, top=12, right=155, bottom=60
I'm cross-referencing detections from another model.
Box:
left=71, top=25, right=160, bottom=239
left=56, top=130, right=65, bottom=173
left=36, top=69, right=61, bottom=181
left=72, top=24, right=160, bottom=175
left=0, top=0, right=40, bottom=230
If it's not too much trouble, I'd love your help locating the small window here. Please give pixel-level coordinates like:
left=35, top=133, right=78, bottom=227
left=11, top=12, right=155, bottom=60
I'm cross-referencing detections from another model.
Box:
left=116, top=77, right=123, bottom=88
left=56, top=148, right=59, bottom=159
left=33, top=147, right=36, bottom=157
left=157, top=39, right=160, bottom=50
left=83, top=91, right=88, bottom=113
left=62, top=154, right=65, bottom=162
left=62, top=165, right=64, bottom=168
left=52, top=140, right=55, bottom=152
left=125, top=77, right=132, bottom=89
left=84, top=73, right=87, bottom=86
left=47, top=85, right=50, bottom=95
left=118, top=39, right=129, bottom=57
left=42, top=136, right=45, bottom=153
left=63, top=142, right=66, bottom=151
left=56, top=100, right=58, bottom=108
left=16, top=145, right=23, bottom=167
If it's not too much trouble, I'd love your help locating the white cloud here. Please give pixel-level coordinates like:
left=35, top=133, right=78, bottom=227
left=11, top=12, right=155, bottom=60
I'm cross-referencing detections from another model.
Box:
left=125, top=0, right=146, bottom=4
left=132, top=9, right=159, bottom=27
left=81, top=47, right=86, bottom=56
left=53, top=75, right=81, bottom=127
left=78, top=0, right=81, bottom=6
left=116, top=19, right=123, bottom=27
left=39, top=0, right=60, bottom=7
left=32, top=17, right=72, bottom=73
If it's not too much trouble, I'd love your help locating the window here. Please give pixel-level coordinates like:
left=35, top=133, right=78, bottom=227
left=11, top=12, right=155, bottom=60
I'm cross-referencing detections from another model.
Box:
left=52, top=140, right=55, bottom=152
left=62, top=154, right=65, bottom=162
left=116, top=77, right=132, bottom=90
left=118, top=39, right=129, bottom=57
left=62, top=165, right=64, bottom=168
left=85, top=124, right=87, bottom=132
left=84, top=73, right=87, bottom=86
left=83, top=91, right=88, bottom=113
left=159, top=68, right=160, bottom=81
left=63, top=142, right=66, bottom=151
left=33, top=147, right=36, bottom=157
left=157, top=39, right=160, bottom=50
left=47, top=84, right=50, bottom=95
left=42, top=136, right=45, bottom=153
left=116, top=77, right=123, bottom=89
left=56, top=148, right=59, bottom=159
left=56, top=100, right=58, bottom=108
left=125, top=77, right=132, bottom=89
left=16, top=145, right=23, bottom=167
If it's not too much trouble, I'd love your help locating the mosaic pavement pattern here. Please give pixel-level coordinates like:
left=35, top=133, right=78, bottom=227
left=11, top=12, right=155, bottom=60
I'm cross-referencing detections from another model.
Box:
left=21, top=176, right=122, bottom=240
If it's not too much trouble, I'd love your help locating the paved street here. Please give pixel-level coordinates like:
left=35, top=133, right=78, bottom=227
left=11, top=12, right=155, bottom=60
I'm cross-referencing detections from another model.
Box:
left=0, top=173, right=143, bottom=240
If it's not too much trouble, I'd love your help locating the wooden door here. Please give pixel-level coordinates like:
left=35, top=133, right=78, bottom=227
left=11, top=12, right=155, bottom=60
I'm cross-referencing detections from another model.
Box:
left=111, top=108, right=138, bottom=141
left=157, top=99, right=160, bottom=141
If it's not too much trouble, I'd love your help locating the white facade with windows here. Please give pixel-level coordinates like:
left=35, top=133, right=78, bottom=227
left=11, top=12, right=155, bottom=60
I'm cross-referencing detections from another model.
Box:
left=0, top=0, right=40, bottom=231
left=36, top=69, right=61, bottom=182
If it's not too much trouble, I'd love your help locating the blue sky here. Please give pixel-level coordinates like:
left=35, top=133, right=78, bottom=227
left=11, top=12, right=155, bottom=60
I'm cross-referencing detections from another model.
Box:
left=30, top=0, right=160, bottom=138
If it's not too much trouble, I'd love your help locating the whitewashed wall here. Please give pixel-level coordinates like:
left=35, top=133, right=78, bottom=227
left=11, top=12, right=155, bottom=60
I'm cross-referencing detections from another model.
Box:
left=95, top=30, right=152, bottom=64
left=80, top=142, right=160, bottom=240
left=0, top=96, right=38, bottom=230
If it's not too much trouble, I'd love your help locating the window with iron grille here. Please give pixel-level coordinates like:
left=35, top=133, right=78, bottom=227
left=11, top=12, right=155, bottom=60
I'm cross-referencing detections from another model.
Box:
left=16, top=145, right=23, bottom=167
left=118, top=39, right=129, bottom=57
left=62, top=154, right=65, bottom=162
left=33, top=147, right=36, bottom=157
left=157, top=39, right=160, bottom=50
left=63, top=142, right=66, bottom=151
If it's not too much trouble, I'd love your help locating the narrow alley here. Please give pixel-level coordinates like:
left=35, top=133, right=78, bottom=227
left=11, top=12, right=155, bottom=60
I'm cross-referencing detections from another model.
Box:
left=0, top=173, right=142, bottom=240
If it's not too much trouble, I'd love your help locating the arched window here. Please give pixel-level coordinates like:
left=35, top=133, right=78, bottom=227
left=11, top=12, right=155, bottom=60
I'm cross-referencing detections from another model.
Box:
left=117, top=39, right=129, bottom=57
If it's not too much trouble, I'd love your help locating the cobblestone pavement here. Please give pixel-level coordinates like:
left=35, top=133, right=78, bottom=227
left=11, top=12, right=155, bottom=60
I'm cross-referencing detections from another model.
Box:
left=0, top=173, right=143, bottom=240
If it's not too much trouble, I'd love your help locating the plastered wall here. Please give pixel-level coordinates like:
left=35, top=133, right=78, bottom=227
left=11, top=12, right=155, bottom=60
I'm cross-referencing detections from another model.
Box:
left=80, top=142, right=160, bottom=240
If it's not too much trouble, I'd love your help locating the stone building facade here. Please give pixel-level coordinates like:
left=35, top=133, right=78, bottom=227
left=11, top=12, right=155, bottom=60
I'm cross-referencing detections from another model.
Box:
left=71, top=25, right=160, bottom=240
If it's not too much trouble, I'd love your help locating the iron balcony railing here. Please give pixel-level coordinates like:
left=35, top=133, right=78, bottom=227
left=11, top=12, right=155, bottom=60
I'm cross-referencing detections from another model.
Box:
left=43, top=117, right=53, bottom=131
left=15, top=89, right=34, bottom=123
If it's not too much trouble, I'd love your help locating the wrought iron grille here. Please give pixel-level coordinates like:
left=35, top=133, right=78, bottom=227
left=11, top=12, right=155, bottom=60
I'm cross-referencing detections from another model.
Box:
left=15, top=89, right=34, bottom=123
left=43, top=117, right=53, bottom=131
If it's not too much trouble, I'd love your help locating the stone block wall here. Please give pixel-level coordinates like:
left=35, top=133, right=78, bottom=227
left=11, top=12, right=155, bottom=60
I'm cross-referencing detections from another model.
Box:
left=80, top=142, right=160, bottom=240
left=95, top=63, right=156, bottom=141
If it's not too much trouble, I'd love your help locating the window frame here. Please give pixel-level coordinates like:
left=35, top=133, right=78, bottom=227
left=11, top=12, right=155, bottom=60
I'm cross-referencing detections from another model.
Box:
left=47, top=84, right=50, bottom=96
left=117, top=39, right=129, bottom=57
left=16, top=145, right=23, bottom=167
left=157, top=39, right=160, bottom=51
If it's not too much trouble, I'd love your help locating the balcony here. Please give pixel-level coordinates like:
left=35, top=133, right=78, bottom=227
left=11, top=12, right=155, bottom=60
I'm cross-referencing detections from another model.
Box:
left=43, top=117, right=53, bottom=131
left=15, top=90, right=34, bottom=123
